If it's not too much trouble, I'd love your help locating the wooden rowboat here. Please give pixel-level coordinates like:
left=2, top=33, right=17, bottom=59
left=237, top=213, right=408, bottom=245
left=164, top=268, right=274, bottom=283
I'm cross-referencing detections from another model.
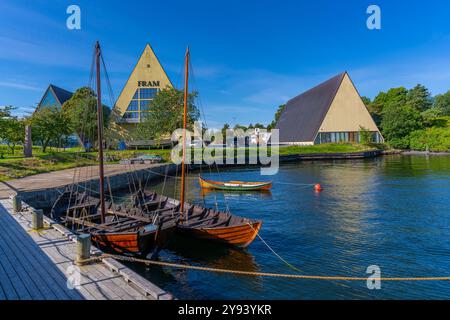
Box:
left=199, top=176, right=272, bottom=191
left=134, top=189, right=262, bottom=248
left=176, top=203, right=262, bottom=248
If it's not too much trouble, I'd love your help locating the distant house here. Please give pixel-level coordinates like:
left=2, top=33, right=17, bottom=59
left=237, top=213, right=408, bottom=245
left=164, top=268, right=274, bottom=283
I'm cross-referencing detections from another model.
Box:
left=35, top=84, right=78, bottom=147
left=37, top=84, right=73, bottom=111
left=275, top=72, right=383, bottom=145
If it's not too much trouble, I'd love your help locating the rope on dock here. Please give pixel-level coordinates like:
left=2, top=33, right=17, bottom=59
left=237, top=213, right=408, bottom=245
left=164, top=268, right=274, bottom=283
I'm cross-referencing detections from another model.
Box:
left=81, top=253, right=450, bottom=282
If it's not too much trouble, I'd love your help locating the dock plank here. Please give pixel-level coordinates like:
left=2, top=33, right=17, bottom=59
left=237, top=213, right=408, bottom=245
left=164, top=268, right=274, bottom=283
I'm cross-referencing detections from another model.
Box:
left=0, top=222, right=57, bottom=300
left=0, top=198, right=163, bottom=300
left=0, top=203, right=82, bottom=300
left=0, top=215, right=77, bottom=299
left=0, top=259, right=19, bottom=300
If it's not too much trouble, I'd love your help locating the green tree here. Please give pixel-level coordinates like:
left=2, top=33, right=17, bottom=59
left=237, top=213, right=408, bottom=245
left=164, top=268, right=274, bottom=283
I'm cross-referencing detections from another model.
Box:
left=221, top=123, right=230, bottom=138
left=361, top=96, right=371, bottom=106
left=0, top=106, right=25, bottom=154
left=62, top=87, right=111, bottom=145
left=268, top=104, right=286, bottom=129
left=381, top=104, right=423, bottom=149
left=369, top=88, right=409, bottom=127
left=407, top=84, right=433, bottom=112
left=434, top=91, right=450, bottom=116
left=358, top=126, right=372, bottom=145
left=30, top=106, right=71, bottom=152
left=138, top=87, right=199, bottom=142
left=233, top=124, right=248, bottom=132
left=0, top=105, right=14, bottom=118
left=1, top=117, right=25, bottom=155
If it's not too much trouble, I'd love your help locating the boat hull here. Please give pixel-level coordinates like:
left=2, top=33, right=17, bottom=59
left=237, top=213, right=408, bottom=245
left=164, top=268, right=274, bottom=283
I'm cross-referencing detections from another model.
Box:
left=199, top=177, right=272, bottom=191
left=178, top=221, right=262, bottom=248
left=91, top=224, right=177, bottom=257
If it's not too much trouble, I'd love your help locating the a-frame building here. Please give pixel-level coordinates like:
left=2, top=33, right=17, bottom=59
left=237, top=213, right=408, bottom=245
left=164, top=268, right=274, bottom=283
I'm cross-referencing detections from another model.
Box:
left=276, top=72, right=383, bottom=145
left=112, top=44, right=173, bottom=137
left=37, top=84, right=73, bottom=111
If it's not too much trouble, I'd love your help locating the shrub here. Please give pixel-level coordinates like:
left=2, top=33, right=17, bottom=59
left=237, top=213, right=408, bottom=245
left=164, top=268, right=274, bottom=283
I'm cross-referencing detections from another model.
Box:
left=359, top=126, right=372, bottom=145
left=409, top=128, right=450, bottom=152
left=388, top=137, right=411, bottom=149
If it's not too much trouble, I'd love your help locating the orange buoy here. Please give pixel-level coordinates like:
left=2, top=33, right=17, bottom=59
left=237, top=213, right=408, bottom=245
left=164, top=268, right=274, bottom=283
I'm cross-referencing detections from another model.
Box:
left=314, top=183, right=323, bottom=192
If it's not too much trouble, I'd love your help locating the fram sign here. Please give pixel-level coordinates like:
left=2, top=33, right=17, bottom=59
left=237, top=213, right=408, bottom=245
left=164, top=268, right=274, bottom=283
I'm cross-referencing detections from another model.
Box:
left=138, top=81, right=160, bottom=87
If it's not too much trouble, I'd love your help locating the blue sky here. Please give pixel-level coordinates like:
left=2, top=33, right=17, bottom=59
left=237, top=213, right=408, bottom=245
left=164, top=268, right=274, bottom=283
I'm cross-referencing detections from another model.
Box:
left=1, top=0, right=449, bottom=128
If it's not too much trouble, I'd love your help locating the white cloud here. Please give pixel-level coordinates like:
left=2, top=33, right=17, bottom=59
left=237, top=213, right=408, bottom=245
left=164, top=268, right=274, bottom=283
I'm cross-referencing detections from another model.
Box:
left=0, top=81, right=41, bottom=91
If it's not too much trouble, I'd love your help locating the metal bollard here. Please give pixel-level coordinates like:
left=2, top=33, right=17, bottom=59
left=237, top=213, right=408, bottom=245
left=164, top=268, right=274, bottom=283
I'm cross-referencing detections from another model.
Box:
left=11, top=194, right=22, bottom=213
left=32, top=209, right=44, bottom=230
left=76, top=234, right=91, bottom=265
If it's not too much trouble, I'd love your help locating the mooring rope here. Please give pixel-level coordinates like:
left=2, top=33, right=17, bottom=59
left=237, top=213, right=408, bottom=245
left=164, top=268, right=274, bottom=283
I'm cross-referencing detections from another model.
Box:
left=81, top=253, right=450, bottom=281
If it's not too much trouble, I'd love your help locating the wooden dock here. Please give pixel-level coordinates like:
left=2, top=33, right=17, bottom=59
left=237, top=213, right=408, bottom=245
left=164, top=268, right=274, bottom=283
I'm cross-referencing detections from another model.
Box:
left=0, top=198, right=172, bottom=300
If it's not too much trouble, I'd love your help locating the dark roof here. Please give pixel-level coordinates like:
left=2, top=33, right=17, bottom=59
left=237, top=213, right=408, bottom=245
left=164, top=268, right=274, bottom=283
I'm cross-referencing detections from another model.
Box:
left=275, top=72, right=345, bottom=142
left=49, top=84, right=73, bottom=105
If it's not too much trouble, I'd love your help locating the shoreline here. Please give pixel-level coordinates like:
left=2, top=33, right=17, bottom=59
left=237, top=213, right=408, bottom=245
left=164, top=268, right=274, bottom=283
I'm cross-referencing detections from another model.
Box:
left=401, top=150, right=450, bottom=156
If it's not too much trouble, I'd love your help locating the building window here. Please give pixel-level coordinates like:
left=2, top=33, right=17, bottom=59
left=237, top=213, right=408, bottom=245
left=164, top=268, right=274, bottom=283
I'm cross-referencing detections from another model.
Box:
left=40, top=91, right=59, bottom=109
left=126, top=100, right=139, bottom=111
left=140, top=100, right=151, bottom=111
left=315, top=131, right=382, bottom=144
left=123, top=112, right=139, bottom=119
left=122, top=88, right=159, bottom=122
left=140, top=88, right=158, bottom=99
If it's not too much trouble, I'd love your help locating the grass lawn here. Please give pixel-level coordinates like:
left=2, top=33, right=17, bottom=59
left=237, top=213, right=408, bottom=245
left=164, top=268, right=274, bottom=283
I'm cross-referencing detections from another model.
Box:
left=276, top=143, right=379, bottom=155
left=0, top=143, right=381, bottom=181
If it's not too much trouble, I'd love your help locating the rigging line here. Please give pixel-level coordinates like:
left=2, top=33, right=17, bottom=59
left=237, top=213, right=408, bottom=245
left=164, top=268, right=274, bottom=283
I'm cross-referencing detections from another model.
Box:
left=188, top=61, right=220, bottom=211
left=189, top=61, right=233, bottom=214
left=247, top=223, right=302, bottom=273
left=100, top=51, right=116, bottom=108
left=71, top=183, right=133, bottom=200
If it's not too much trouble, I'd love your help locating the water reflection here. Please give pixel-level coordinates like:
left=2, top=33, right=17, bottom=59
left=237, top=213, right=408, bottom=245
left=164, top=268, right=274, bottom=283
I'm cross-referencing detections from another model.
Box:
left=200, top=188, right=273, bottom=201
left=125, top=156, right=450, bottom=299
left=167, top=234, right=261, bottom=273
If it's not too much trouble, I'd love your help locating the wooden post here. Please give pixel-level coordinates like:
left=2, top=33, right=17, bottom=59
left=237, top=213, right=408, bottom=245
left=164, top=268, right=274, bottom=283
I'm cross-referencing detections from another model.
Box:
left=32, top=209, right=44, bottom=230
left=10, top=194, right=22, bottom=213
left=76, top=234, right=91, bottom=265
left=24, top=125, right=33, bottom=158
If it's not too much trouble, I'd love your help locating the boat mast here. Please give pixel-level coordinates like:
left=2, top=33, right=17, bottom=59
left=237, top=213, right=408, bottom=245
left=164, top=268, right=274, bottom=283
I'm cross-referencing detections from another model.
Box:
left=95, top=41, right=106, bottom=224
left=180, top=47, right=190, bottom=217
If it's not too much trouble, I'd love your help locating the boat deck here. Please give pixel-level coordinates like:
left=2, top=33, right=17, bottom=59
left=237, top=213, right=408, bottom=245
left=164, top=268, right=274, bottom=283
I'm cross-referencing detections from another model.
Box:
left=0, top=198, right=167, bottom=300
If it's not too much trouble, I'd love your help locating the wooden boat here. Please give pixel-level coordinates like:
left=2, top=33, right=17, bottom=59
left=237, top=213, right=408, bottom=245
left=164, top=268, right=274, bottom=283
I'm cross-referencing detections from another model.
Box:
left=51, top=189, right=179, bottom=256
left=173, top=48, right=262, bottom=248
left=136, top=190, right=262, bottom=248
left=49, top=42, right=179, bottom=258
left=199, top=176, right=272, bottom=191
left=177, top=204, right=262, bottom=248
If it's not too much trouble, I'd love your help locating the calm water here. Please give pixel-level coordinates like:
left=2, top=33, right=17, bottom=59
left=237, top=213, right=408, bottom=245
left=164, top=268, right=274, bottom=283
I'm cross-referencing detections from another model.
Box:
left=126, top=155, right=450, bottom=299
